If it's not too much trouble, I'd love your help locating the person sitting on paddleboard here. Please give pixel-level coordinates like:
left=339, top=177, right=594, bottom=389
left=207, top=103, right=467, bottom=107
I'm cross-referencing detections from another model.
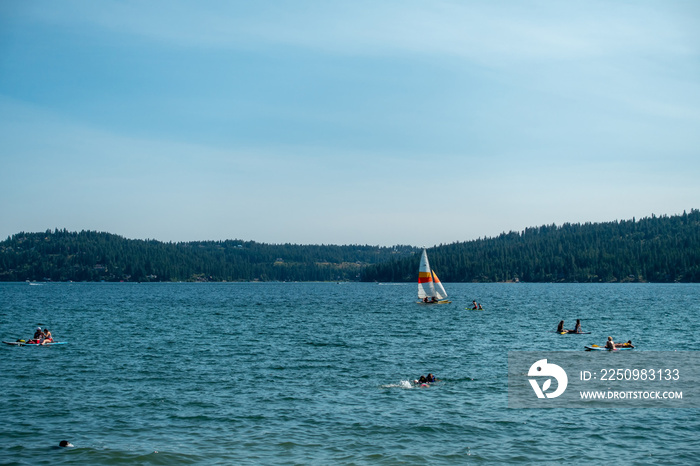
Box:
left=42, top=328, right=53, bottom=342
left=426, top=373, right=436, bottom=383
left=605, top=336, right=615, bottom=350
left=557, top=321, right=565, bottom=333
left=27, top=326, right=45, bottom=344
left=478, top=303, right=483, bottom=310
left=572, top=319, right=582, bottom=334
left=472, top=300, right=478, bottom=310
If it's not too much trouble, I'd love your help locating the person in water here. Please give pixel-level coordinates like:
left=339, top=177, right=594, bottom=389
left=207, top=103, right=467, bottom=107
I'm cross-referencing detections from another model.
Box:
left=414, top=374, right=437, bottom=385
left=572, top=319, right=582, bottom=334
left=605, top=336, right=615, bottom=350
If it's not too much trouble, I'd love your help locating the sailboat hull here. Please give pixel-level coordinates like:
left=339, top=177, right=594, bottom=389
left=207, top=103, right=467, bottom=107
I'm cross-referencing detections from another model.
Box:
left=416, top=300, right=451, bottom=305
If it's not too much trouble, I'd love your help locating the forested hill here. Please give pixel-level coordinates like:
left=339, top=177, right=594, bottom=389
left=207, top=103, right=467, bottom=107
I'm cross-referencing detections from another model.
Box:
left=1, top=210, right=698, bottom=283
left=0, top=231, right=416, bottom=282
left=361, top=210, right=700, bottom=283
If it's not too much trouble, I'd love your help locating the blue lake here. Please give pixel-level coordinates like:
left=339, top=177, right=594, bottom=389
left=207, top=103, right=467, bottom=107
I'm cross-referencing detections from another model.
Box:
left=1, top=282, right=699, bottom=464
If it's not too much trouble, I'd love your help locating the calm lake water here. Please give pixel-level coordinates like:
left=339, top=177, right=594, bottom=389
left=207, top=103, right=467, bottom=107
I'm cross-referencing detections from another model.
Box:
left=1, top=282, right=699, bottom=464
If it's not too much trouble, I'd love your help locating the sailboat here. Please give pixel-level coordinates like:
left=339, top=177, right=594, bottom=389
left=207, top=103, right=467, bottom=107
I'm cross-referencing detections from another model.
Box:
left=417, top=249, right=451, bottom=304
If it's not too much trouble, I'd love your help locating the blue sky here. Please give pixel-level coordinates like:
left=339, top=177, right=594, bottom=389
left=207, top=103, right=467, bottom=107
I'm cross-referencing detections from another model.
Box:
left=1, top=1, right=699, bottom=246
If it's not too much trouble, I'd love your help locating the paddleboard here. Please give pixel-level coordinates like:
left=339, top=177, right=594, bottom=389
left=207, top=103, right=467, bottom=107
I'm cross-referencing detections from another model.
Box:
left=2, top=341, right=67, bottom=347
left=585, top=345, right=634, bottom=351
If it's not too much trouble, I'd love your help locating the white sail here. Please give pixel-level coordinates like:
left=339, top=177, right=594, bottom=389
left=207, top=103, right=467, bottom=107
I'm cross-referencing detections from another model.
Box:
left=431, top=270, right=448, bottom=300
left=417, top=249, right=435, bottom=299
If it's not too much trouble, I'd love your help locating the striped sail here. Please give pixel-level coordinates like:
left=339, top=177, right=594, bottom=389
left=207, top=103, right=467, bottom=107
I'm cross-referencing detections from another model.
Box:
left=417, top=249, right=435, bottom=299
left=431, top=270, right=448, bottom=300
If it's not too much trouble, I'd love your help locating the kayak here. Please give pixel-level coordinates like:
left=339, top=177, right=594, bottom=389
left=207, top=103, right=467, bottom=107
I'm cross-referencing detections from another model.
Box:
left=2, top=340, right=67, bottom=347
left=585, top=345, right=634, bottom=351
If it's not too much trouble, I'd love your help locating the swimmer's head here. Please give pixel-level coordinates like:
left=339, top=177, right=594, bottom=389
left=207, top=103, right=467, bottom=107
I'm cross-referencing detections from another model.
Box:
left=58, top=441, right=73, bottom=448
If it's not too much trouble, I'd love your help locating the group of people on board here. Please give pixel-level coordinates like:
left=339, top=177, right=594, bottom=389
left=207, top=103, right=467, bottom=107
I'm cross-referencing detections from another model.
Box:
left=557, top=320, right=634, bottom=349
left=470, top=300, right=483, bottom=310
left=605, top=336, right=634, bottom=349
left=557, top=319, right=583, bottom=334
left=28, top=326, right=53, bottom=345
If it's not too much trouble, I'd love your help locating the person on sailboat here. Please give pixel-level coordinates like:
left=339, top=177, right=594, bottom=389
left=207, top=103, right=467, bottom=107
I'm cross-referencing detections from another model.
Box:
left=431, top=296, right=438, bottom=303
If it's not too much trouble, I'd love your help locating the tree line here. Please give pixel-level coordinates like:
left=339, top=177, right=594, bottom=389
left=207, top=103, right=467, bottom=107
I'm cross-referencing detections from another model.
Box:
left=1, top=210, right=698, bottom=283
left=360, top=210, right=700, bottom=283
left=0, top=230, right=415, bottom=282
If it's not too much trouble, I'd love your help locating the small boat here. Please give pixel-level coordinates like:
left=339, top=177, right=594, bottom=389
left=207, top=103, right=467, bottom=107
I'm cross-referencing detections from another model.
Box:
left=417, top=249, right=451, bottom=304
